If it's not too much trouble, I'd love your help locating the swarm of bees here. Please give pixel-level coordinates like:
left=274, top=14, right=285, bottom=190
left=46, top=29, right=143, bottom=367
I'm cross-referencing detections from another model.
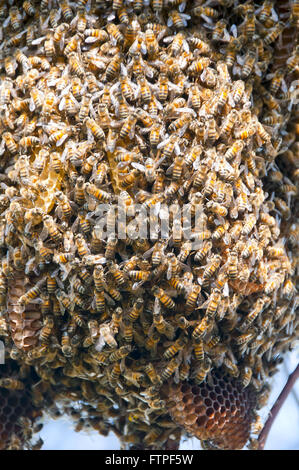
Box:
left=0, top=0, right=298, bottom=451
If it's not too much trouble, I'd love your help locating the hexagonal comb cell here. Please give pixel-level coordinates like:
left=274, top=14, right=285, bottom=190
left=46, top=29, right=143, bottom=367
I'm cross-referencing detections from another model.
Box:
left=166, top=369, right=257, bottom=450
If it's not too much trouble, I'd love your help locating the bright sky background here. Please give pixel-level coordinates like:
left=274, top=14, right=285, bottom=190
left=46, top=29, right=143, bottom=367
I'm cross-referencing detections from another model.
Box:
left=38, top=350, right=299, bottom=450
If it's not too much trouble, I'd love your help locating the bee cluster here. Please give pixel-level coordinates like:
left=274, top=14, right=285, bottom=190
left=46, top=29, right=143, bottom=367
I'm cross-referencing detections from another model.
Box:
left=0, top=0, right=298, bottom=450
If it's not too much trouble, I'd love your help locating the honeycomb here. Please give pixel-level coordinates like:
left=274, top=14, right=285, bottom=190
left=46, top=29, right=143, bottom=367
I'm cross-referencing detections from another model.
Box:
left=8, top=275, right=42, bottom=352
left=166, top=369, right=257, bottom=450
left=0, top=362, right=42, bottom=450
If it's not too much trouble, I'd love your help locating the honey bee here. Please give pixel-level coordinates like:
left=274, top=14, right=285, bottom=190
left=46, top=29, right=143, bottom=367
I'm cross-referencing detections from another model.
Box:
left=84, top=182, right=111, bottom=203
left=153, top=287, right=175, bottom=309
left=0, top=377, right=25, bottom=392
left=119, top=111, right=138, bottom=140
left=61, top=332, right=73, bottom=357
left=144, top=363, right=161, bottom=385
left=108, top=263, right=126, bottom=287
left=161, top=356, right=181, bottom=382
left=163, top=336, right=188, bottom=360
left=239, top=297, right=270, bottom=332
left=0, top=78, right=14, bottom=106
left=286, top=45, right=299, bottom=73
left=265, top=273, right=285, bottom=294
left=193, top=338, right=204, bottom=362
left=107, top=23, right=124, bottom=46
left=264, top=22, right=284, bottom=46
left=193, top=357, right=212, bottom=385
left=45, top=152, right=60, bottom=175
left=188, top=57, right=211, bottom=75
left=40, top=315, right=54, bottom=344
left=2, top=131, right=18, bottom=154
left=242, top=214, right=257, bottom=236
left=48, top=127, right=69, bottom=147
left=152, top=0, right=163, bottom=13
left=210, top=19, right=227, bottom=42
left=120, top=318, right=133, bottom=343
left=167, top=10, right=191, bottom=29
left=19, top=279, right=45, bottom=306
left=108, top=362, right=121, bottom=387
left=282, top=279, right=295, bottom=299
left=137, top=76, right=152, bottom=104
left=42, top=216, right=62, bottom=245
left=55, top=192, right=72, bottom=220
left=207, top=201, right=228, bottom=217
left=194, top=241, right=212, bottom=263
left=202, top=254, right=221, bottom=283
left=9, top=6, right=22, bottom=31
left=68, top=52, right=85, bottom=78
left=223, top=356, right=239, bottom=377
left=59, top=0, right=73, bottom=21
left=74, top=233, right=90, bottom=259
left=84, top=117, right=105, bottom=141
left=244, top=11, right=255, bottom=40
left=241, top=50, right=256, bottom=79
left=185, top=284, right=201, bottom=314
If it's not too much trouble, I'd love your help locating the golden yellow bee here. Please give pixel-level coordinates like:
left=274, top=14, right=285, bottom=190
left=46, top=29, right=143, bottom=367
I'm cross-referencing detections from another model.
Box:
left=168, top=10, right=191, bottom=29
left=48, top=128, right=69, bottom=146
left=151, top=287, right=174, bottom=310
left=109, top=345, right=131, bottom=363
left=84, top=182, right=111, bottom=203
left=116, top=6, right=129, bottom=24
left=107, top=23, right=124, bottom=45
left=42, top=215, right=62, bottom=245
left=264, top=22, right=284, bottom=46
left=188, top=57, right=211, bottom=75
left=223, top=357, right=239, bottom=378
left=74, top=233, right=90, bottom=259
left=161, top=356, right=181, bottom=382
left=61, top=332, right=73, bottom=357
left=59, top=0, right=73, bottom=21
left=138, top=76, right=152, bottom=104
left=119, top=111, right=138, bottom=140
left=109, top=263, right=126, bottom=286
left=3, top=132, right=18, bottom=154
left=40, top=315, right=54, bottom=344
left=207, top=201, right=228, bottom=217
left=239, top=297, right=270, bottom=332
left=19, top=279, right=45, bottom=306
left=9, top=6, right=22, bottom=31
left=162, top=335, right=185, bottom=360
left=144, top=363, right=161, bottom=385
left=121, top=319, right=133, bottom=343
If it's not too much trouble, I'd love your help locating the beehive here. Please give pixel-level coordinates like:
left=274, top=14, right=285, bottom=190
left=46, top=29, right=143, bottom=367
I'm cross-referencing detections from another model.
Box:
left=166, top=370, right=257, bottom=450
left=0, top=0, right=297, bottom=450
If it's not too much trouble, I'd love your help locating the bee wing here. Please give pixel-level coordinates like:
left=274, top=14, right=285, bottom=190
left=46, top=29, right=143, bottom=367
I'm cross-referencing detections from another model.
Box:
left=31, top=36, right=46, bottom=45
left=230, top=24, right=238, bottom=38
left=39, top=223, right=50, bottom=241
left=179, top=2, right=186, bottom=12
left=129, top=121, right=137, bottom=140
left=56, top=133, right=68, bottom=147
left=131, top=162, right=145, bottom=172
left=58, top=96, right=66, bottom=111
